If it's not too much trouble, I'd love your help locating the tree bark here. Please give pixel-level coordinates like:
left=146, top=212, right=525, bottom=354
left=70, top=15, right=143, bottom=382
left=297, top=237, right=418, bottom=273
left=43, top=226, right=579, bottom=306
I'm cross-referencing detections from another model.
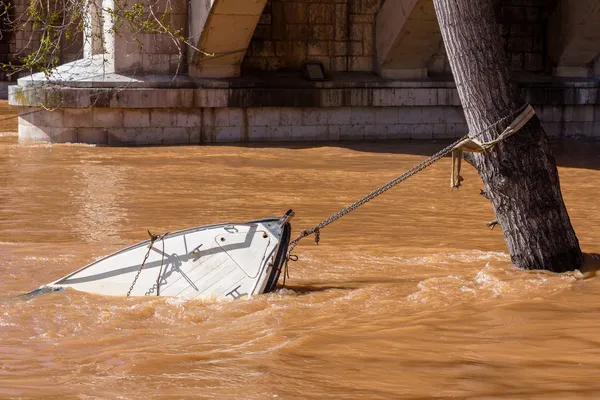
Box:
left=433, top=0, right=583, bottom=272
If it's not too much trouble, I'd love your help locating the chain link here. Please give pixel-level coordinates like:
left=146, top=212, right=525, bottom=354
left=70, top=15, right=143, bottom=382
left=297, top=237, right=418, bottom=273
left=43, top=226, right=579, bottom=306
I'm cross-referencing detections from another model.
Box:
left=126, top=231, right=167, bottom=297
left=287, top=104, right=528, bottom=254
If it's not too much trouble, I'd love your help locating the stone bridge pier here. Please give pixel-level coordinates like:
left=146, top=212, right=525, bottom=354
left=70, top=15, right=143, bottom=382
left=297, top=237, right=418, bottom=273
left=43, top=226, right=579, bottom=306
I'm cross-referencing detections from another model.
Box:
left=8, top=0, right=600, bottom=144
left=548, top=0, right=600, bottom=78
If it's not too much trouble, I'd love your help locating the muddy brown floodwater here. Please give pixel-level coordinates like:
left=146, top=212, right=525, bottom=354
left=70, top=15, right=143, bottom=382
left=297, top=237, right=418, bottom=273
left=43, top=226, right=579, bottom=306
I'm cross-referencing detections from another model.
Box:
left=1, top=101, right=600, bottom=399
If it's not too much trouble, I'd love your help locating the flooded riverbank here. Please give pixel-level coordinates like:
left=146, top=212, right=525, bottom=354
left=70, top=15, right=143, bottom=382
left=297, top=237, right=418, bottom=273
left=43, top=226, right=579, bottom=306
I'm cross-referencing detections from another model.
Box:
left=1, top=101, right=600, bottom=399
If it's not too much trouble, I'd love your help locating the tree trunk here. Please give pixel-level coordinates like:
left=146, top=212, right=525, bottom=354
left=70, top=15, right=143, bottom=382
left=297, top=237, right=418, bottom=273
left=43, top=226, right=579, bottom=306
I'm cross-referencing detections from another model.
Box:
left=433, top=0, right=583, bottom=272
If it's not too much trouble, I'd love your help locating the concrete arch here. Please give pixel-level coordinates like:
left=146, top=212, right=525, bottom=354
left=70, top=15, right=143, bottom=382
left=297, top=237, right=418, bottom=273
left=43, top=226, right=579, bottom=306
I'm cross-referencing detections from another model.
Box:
left=548, top=0, right=600, bottom=77
left=375, top=0, right=442, bottom=78
left=189, top=0, right=268, bottom=78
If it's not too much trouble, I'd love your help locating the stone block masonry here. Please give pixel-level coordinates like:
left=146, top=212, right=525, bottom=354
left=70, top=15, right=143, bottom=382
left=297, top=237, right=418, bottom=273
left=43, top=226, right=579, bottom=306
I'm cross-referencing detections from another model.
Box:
left=243, top=0, right=564, bottom=77
left=11, top=79, right=600, bottom=144
left=243, top=0, right=378, bottom=73
left=498, top=0, right=556, bottom=73
left=6, top=0, right=600, bottom=142
left=17, top=106, right=470, bottom=144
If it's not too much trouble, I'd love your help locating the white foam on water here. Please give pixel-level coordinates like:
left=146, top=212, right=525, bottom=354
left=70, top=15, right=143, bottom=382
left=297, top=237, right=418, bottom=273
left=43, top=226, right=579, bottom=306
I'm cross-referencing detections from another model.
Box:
left=382, top=250, right=510, bottom=266
left=407, top=261, right=579, bottom=306
left=0, top=319, right=16, bottom=327
left=17, top=142, right=97, bottom=148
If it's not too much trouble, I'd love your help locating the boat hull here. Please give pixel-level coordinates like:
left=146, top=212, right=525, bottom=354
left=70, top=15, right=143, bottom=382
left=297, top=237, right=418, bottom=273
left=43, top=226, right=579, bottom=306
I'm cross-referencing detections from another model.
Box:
left=43, top=214, right=292, bottom=300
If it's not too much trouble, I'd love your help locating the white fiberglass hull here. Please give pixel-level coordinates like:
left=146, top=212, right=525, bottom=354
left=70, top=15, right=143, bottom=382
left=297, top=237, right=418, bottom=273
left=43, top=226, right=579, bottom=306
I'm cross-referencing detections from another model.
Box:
left=40, top=211, right=293, bottom=300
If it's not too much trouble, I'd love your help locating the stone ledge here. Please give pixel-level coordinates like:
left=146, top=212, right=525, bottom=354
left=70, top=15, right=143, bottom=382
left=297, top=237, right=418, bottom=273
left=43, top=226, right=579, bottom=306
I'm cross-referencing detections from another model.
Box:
left=9, top=83, right=600, bottom=109
left=9, top=85, right=461, bottom=108
left=17, top=60, right=600, bottom=90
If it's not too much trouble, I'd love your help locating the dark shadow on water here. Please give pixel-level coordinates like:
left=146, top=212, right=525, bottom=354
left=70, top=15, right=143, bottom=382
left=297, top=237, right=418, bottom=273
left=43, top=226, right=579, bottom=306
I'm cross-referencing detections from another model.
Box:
left=278, top=277, right=414, bottom=294
left=550, top=141, right=600, bottom=171
left=278, top=284, right=357, bottom=294
left=230, top=138, right=600, bottom=171
left=580, top=253, right=600, bottom=277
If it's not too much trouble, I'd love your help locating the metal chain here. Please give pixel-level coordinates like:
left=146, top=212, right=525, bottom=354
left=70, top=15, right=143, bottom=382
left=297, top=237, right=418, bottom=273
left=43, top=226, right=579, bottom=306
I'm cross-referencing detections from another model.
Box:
left=287, top=137, right=462, bottom=253
left=126, top=231, right=167, bottom=297
left=287, top=104, right=528, bottom=254
left=155, top=237, right=166, bottom=296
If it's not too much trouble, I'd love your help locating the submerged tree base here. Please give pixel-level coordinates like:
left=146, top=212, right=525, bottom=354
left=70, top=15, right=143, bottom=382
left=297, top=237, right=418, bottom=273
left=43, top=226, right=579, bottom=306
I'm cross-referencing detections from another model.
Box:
left=433, top=0, right=583, bottom=272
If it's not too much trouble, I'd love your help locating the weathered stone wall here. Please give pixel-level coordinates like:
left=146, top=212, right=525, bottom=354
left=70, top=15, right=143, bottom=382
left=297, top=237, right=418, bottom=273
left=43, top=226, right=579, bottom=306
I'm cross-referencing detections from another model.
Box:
left=80, top=0, right=187, bottom=74
left=243, top=0, right=381, bottom=73
left=0, top=7, right=9, bottom=66
left=0, top=4, right=10, bottom=93
left=497, top=0, right=557, bottom=73
left=4, top=0, right=42, bottom=64
left=243, top=0, right=557, bottom=75
left=8, top=0, right=600, bottom=142
left=17, top=105, right=467, bottom=144
left=13, top=82, right=600, bottom=144
left=0, top=0, right=578, bottom=77
left=1, top=0, right=82, bottom=72
left=59, top=30, right=84, bottom=64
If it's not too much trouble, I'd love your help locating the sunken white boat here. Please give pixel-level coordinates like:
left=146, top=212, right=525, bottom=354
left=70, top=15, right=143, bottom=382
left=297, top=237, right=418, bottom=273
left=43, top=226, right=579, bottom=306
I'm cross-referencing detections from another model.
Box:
left=36, top=210, right=294, bottom=300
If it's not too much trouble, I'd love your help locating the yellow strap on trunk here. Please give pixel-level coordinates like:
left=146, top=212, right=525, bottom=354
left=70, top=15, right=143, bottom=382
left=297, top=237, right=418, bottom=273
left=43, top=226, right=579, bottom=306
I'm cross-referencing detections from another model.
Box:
left=451, top=105, right=536, bottom=188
